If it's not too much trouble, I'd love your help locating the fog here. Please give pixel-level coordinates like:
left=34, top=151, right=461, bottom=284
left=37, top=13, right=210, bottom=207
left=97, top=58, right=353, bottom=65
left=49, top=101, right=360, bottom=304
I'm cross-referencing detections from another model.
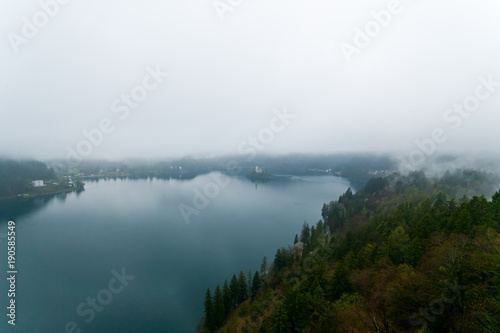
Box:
left=1, top=0, right=500, bottom=162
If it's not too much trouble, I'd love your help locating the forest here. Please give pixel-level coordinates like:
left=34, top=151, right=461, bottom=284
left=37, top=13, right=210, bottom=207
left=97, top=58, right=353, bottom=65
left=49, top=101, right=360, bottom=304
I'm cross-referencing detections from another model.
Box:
left=0, top=159, right=56, bottom=198
left=48, top=153, right=397, bottom=186
left=199, top=170, right=500, bottom=333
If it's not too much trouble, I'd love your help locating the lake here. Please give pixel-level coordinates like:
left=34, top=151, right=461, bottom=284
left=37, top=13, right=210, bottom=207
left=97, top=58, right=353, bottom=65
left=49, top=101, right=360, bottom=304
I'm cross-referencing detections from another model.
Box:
left=0, top=173, right=351, bottom=333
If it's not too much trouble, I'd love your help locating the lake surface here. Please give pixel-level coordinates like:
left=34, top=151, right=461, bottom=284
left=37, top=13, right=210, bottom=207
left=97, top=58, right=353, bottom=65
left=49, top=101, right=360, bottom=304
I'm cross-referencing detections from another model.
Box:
left=0, top=173, right=351, bottom=333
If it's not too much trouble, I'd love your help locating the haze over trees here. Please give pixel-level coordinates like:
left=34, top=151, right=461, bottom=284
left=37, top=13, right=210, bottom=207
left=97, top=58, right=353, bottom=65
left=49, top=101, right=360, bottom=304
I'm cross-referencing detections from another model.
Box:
left=200, top=170, right=500, bottom=333
left=0, top=159, right=55, bottom=197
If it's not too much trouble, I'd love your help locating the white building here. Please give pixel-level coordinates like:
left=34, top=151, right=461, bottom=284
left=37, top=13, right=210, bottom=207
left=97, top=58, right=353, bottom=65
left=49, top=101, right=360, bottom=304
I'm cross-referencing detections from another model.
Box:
left=32, top=180, right=44, bottom=187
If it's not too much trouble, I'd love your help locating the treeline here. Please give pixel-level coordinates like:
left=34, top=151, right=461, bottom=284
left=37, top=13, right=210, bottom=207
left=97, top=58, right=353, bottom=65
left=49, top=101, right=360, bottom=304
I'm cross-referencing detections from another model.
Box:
left=204, top=267, right=266, bottom=332
left=0, top=159, right=55, bottom=197
left=322, top=169, right=499, bottom=235
left=199, top=170, right=500, bottom=332
left=50, top=152, right=398, bottom=184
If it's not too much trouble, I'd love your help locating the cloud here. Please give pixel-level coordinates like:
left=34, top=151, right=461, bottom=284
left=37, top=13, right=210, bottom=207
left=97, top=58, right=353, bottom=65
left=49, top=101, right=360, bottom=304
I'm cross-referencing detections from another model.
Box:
left=1, top=0, right=499, bottom=161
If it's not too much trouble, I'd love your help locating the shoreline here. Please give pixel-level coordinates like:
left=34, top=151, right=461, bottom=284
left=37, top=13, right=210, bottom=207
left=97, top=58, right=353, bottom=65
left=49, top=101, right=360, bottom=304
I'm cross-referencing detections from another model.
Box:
left=0, top=186, right=78, bottom=201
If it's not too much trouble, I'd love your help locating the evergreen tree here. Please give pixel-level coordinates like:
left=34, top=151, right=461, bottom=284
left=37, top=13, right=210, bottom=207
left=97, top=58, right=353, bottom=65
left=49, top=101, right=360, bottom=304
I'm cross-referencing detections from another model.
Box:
left=310, top=226, right=316, bottom=247
left=271, top=305, right=291, bottom=333
left=222, top=280, right=232, bottom=317
left=258, top=321, right=270, bottom=333
left=204, top=288, right=216, bottom=333
left=214, top=285, right=225, bottom=328
left=294, top=234, right=299, bottom=244
left=251, top=271, right=262, bottom=299
left=493, top=190, right=500, bottom=229
left=283, top=287, right=307, bottom=332
left=344, top=187, right=353, bottom=200
left=274, top=247, right=291, bottom=273
left=260, top=256, right=268, bottom=276
left=248, top=268, right=252, bottom=295
left=238, top=270, right=248, bottom=303
left=230, top=274, right=239, bottom=307
left=316, top=220, right=324, bottom=236
left=468, top=195, right=493, bottom=229
left=321, top=203, right=329, bottom=221
left=328, top=260, right=353, bottom=301
left=260, top=256, right=268, bottom=288
left=300, top=222, right=310, bottom=247
left=454, top=203, right=472, bottom=234
left=309, top=285, right=327, bottom=322
left=388, top=226, right=410, bottom=265
left=311, top=220, right=325, bottom=249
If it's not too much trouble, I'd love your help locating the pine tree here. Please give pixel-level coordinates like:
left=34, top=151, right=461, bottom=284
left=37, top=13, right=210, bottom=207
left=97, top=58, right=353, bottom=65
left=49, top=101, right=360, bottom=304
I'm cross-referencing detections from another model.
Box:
left=328, top=260, right=353, bottom=301
left=388, top=226, right=410, bottom=265
left=493, top=190, right=500, bottom=228
left=310, top=226, right=316, bottom=249
left=300, top=222, right=311, bottom=252
left=294, top=234, right=299, bottom=244
left=260, top=256, right=268, bottom=276
left=468, top=195, right=493, bottom=229
left=230, top=274, right=239, bottom=307
left=273, top=248, right=287, bottom=273
left=271, top=305, right=291, bottom=333
left=321, top=203, right=329, bottom=221
left=238, top=270, right=248, bottom=303
left=310, top=285, right=326, bottom=322
left=311, top=220, right=325, bottom=249
left=214, top=285, right=225, bottom=328
left=300, top=222, right=310, bottom=244
left=316, top=220, right=324, bottom=235
left=260, top=256, right=268, bottom=288
left=204, top=288, right=216, bottom=333
left=454, top=203, right=472, bottom=234
left=222, top=280, right=232, bottom=317
left=251, top=271, right=261, bottom=299
left=247, top=268, right=252, bottom=295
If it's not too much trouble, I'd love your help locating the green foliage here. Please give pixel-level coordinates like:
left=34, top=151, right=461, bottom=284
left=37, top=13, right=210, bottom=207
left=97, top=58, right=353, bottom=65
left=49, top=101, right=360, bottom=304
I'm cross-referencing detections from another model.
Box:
left=270, top=305, right=291, bottom=333
left=492, top=190, right=500, bottom=226
left=260, top=256, right=268, bottom=276
left=251, top=271, right=262, bottom=300
left=222, top=280, right=231, bottom=317
left=204, top=288, right=216, bottom=333
left=273, top=247, right=292, bottom=275
left=248, top=269, right=253, bottom=296
left=238, top=271, right=248, bottom=304
left=200, top=170, right=500, bottom=333
left=363, top=177, right=387, bottom=194
left=0, top=159, right=56, bottom=197
left=328, top=260, right=354, bottom=301
left=213, top=285, right=225, bottom=327
left=230, top=274, right=239, bottom=308
left=300, top=222, right=311, bottom=250
left=387, top=226, right=410, bottom=265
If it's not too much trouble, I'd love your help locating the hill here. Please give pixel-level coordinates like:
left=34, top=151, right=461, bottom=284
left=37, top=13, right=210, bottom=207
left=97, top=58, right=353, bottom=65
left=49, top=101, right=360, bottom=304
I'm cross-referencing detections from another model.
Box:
left=0, top=159, right=81, bottom=200
left=199, top=170, right=500, bottom=333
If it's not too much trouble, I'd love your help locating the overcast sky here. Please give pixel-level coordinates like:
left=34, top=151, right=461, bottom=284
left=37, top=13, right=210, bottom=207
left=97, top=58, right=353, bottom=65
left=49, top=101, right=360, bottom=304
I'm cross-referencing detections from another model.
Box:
left=1, top=0, right=499, bottom=162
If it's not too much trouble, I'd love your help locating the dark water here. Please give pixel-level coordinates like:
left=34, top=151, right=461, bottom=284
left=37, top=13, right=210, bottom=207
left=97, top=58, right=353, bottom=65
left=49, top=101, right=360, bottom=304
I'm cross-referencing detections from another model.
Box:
left=0, top=173, right=350, bottom=333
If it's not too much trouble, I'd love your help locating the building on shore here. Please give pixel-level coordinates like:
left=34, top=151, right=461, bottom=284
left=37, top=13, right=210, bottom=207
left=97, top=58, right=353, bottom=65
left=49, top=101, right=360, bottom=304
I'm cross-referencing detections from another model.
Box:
left=32, top=180, right=44, bottom=187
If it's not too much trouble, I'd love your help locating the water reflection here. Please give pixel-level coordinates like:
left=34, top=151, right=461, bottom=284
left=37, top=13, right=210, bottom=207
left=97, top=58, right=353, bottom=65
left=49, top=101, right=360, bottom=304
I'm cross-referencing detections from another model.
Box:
left=0, top=174, right=351, bottom=333
left=0, top=191, right=71, bottom=221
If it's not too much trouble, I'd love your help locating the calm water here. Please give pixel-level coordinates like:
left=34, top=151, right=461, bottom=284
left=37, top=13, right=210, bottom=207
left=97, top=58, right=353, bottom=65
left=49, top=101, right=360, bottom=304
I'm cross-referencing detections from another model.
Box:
left=0, top=173, right=350, bottom=333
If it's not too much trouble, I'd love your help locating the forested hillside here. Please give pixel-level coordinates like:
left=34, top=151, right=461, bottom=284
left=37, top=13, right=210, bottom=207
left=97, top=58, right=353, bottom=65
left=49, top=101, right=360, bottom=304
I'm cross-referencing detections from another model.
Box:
left=0, top=159, right=56, bottom=198
left=199, top=170, right=500, bottom=333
